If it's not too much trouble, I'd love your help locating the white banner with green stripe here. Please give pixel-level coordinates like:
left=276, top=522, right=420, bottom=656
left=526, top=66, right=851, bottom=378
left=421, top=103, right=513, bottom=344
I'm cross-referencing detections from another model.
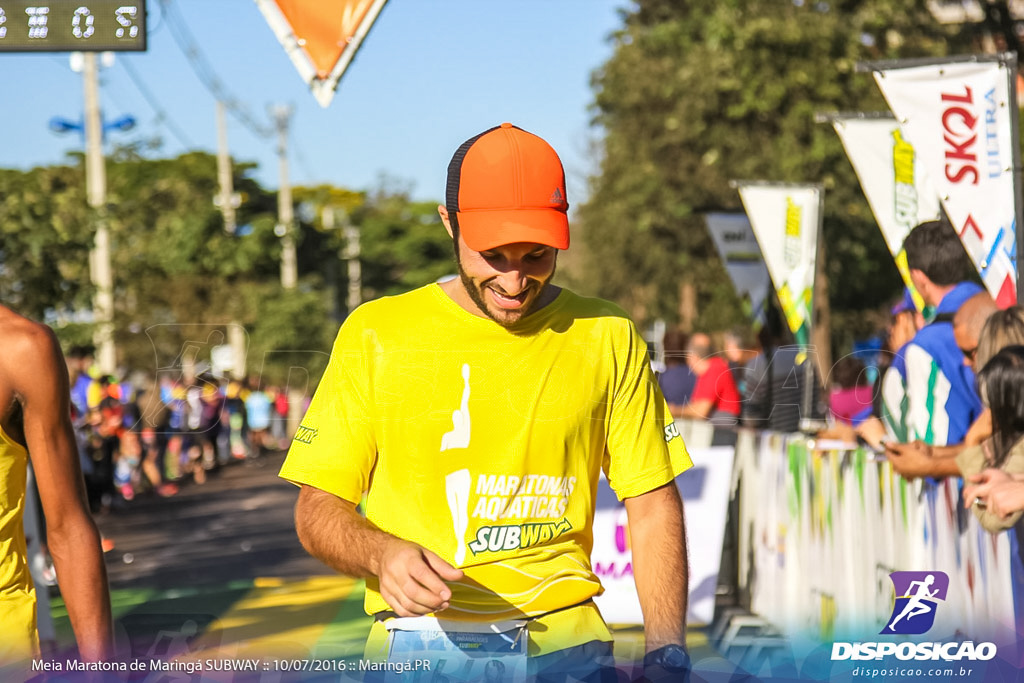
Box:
left=829, top=113, right=941, bottom=312
left=736, top=183, right=822, bottom=346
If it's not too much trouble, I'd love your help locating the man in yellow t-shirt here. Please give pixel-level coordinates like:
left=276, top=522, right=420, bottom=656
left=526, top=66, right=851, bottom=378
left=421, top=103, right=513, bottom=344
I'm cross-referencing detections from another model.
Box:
left=280, top=123, right=692, bottom=681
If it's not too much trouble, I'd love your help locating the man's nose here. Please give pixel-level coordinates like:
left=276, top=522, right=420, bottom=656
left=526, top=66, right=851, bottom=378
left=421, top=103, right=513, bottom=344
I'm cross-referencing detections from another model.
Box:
left=493, top=268, right=528, bottom=294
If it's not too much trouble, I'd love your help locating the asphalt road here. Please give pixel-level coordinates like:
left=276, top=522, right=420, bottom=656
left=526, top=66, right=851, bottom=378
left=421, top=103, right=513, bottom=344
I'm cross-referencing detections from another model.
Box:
left=43, top=451, right=369, bottom=669
left=94, top=451, right=326, bottom=590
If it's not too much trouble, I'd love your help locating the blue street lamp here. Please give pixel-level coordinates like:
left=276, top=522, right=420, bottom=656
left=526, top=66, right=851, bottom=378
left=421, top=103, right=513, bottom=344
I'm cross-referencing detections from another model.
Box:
left=48, top=114, right=136, bottom=140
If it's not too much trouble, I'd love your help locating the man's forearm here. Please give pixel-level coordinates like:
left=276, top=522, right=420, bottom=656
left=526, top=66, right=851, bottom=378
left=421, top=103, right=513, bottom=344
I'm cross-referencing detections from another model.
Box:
left=48, top=517, right=112, bottom=661
left=624, top=483, right=688, bottom=652
left=931, top=443, right=963, bottom=459
left=295, top=485, right=390, bottom=578
left=680, top=400, right=712, bottom=420
left=932, top=453, right=963, bottom=477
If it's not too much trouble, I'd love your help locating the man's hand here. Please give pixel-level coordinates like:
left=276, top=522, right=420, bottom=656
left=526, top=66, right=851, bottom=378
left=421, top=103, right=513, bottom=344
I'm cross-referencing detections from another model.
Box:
left=964, top=469, right=1024, bottom=521
left=885, top=440, right=933, bottom=480
left=377, top=538, right=464, bottom=616
left=986, top=482, right=1024, bottom=520
left=855, top=417, right=887, bottom=451
left=963, top=468, right=1013, bottom=509
left=295, top=485, right=463, bottom=616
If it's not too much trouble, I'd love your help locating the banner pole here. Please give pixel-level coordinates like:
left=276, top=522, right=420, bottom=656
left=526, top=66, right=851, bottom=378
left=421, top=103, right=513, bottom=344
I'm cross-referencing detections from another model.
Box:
left=800, top=188, right=825, bottom=430
left=1008, top=53, right=1024, bottom=299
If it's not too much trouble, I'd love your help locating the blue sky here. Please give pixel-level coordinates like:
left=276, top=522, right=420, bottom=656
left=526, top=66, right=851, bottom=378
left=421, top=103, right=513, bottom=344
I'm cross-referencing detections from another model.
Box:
left=0, top=0, right=628, bottom=204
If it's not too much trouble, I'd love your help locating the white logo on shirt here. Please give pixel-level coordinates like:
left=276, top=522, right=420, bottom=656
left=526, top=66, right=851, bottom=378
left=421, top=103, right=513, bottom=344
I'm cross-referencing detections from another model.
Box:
left=440, top=364, right=472, bottom=451
left=446, top=469, right=471, bottom=565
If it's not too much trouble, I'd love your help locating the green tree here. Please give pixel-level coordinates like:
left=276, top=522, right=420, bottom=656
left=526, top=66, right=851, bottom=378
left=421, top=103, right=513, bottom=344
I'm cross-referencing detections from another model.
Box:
left=580, top=0, right=974, bottom=348
left=1, top=151, right=454, bottom=385
left=0, top=162, right=93, bottom=320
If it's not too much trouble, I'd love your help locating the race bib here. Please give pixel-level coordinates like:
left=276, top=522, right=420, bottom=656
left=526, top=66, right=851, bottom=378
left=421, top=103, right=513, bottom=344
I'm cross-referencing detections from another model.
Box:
left=384, top=617, right=528, bottom=682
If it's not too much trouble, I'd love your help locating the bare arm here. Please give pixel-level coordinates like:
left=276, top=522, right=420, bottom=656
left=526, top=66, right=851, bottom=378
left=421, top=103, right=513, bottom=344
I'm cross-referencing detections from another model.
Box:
left=963, top=409, right=992, bottom=447
left=624, top=482, right=688, bottom=653
left=14, top=325, right=112, bottom=660
left=885, top=441, right=961, bottom=480
left=679, top=399, right=713, bottom=420
left=929, top=443, right=965, bottom=459
left=294, top=485, right=463, bottom=616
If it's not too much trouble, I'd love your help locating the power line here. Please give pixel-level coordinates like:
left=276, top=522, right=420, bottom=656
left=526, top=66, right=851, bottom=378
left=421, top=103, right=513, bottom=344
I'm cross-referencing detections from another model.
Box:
left=159, top=0, right=273, bottom=140
left=120, top=56, right=195, bottom=150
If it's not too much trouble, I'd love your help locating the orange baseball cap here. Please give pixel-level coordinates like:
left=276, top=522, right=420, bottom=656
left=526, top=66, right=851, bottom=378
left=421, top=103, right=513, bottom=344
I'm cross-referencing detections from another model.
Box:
left=445, top=123, right=569, bottom=251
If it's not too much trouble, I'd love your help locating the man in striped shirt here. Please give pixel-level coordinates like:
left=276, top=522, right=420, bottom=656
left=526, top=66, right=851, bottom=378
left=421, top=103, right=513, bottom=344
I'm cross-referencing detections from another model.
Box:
left=884, top=220, right=983, bottom=448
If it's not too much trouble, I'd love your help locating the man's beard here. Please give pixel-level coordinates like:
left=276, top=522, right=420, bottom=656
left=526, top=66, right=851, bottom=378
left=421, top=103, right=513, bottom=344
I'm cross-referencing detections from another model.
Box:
left=455, top=255, right=556, bottom=328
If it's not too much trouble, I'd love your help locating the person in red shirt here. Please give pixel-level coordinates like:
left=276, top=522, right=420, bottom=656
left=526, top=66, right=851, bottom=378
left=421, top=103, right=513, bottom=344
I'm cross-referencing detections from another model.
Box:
left=677, top=332, right=742, bottom=423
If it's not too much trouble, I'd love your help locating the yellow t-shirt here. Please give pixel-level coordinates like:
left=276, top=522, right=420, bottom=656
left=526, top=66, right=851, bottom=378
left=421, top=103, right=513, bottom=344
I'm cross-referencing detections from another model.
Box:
left=279, top=285, right=691, bottom=651
left=0, top=423, right=38, bottom=665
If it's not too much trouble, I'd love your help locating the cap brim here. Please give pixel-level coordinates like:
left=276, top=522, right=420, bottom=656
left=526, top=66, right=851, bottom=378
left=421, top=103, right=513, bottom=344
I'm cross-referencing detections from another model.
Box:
left=457, top=209, right=569, bottom=251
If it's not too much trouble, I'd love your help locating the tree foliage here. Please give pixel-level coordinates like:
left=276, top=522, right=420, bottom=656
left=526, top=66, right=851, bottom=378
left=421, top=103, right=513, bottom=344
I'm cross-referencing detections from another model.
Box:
left=580, top=0, right=976, bottom=345
left=0, top=150, right=453, bottom=384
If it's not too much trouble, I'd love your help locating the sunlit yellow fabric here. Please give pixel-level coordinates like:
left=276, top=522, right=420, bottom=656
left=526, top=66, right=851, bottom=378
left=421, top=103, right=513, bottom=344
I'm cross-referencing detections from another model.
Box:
left=281, top=284, right=691, bottom=654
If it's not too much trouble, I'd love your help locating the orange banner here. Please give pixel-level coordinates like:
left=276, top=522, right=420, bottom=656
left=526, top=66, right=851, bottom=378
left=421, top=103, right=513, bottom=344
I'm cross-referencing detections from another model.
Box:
left=257, top=0, right=388, bottom=106
left=273, top=0, right=376, bottom=78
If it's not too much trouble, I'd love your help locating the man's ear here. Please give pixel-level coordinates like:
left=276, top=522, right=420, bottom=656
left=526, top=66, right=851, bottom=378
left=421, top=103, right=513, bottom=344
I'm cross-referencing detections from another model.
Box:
left=908, top=268, right=930, bottom=301
left=438, top=205, right=454, bottom=238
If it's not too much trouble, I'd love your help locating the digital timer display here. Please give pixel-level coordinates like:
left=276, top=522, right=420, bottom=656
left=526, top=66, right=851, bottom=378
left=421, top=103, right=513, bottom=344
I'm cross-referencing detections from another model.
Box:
left=0, top=1, right=146, bottom=52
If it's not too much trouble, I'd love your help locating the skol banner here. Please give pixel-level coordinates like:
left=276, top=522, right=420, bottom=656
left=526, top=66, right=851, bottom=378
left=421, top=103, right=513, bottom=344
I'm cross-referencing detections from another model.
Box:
left=705, top=212, right=773, bottom=328
left=255, top=0, right=389, bottom=107
left=870, top=56, right=1019, bottom=307
left=736, top=184, right=822, bottom=346
left=830, top=114, right=942, bottom=312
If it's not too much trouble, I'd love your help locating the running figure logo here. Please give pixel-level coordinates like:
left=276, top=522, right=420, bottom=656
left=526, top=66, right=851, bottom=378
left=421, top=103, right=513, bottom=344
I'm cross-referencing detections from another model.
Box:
left=441, top=364, right=473, bottom=565
left=441, top=364, right=472, bottom=451
left=881, top=571, right=949, bottom=635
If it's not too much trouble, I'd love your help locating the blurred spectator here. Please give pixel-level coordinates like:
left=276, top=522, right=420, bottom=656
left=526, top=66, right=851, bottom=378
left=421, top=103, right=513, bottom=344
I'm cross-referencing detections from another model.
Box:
left=134, top=379, right=177, bottom=497
left=183, top=375, right=222, bottom=484
left=658, top=329, right=696, bottom=414
left=66, top=345, right=99, bottom=419
left=223, top=380, right=249, bottom=460
left=678, top=333, right=741, bottom=424
left=741, top=307, right=823, bottom=432
left=879, top=289, right=923, bottom=442
left=271, top=386, right=289, bottom=450
left=887, top=301, right=1015, bottom=480
left=164, top=380, right=188, bottom=482
left=893, top=220, right=983, bottom=446
left=828, top=356, right=874, bottom=426
left=245, top=377, right=273, bottom=458
left=954, top=292, right=999, bottom=371
left=722, top=326, right=758, bottom=389
left=975, top=306, right=1024, bottom=378
left=956, top=345, right=1024, bottom=532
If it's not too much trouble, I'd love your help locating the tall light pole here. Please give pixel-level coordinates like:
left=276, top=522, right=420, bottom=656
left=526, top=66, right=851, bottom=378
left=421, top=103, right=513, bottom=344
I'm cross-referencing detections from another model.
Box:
left=53, top=54, right=135, bottom=376
left=272, top=105, right=297, bottom=289
left=214, top=100, right=247, bottom=380
left=83, top=51, right=116, bottom=375
left=322, top=207, right=362, bottom=315
left=343, top=219, right=362, bottom=314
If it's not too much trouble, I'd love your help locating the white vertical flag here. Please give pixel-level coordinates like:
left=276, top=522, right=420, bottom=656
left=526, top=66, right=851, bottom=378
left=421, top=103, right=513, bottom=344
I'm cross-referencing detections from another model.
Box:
left=830, top=114, right=942, bottom=311
left=870, top=56, right=1019, bottom=307
left=735, top=183, right=823, bottom=346
left=705, top=213, right=772, bottom=328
